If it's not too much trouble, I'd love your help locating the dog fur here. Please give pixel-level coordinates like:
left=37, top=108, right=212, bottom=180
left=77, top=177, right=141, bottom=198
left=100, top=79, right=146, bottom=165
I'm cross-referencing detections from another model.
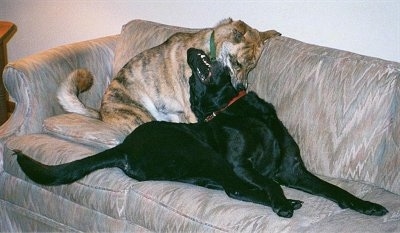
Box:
left=57, top=19, right=281, bottom=135
left=16, top=48, right=388, bottom=218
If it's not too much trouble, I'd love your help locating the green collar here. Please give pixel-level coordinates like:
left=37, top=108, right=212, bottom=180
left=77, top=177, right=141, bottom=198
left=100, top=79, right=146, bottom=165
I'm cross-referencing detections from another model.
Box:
left=210, top=31, right=216, bottom=62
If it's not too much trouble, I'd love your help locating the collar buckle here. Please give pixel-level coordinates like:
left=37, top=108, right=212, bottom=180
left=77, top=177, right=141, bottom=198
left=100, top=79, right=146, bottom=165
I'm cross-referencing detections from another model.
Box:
left=204, top=90, right=246, bottom=122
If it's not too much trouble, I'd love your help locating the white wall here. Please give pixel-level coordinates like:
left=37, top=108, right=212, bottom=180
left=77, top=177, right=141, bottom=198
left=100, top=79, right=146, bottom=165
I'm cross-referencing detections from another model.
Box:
left=1, top=0, right=399, bottom=63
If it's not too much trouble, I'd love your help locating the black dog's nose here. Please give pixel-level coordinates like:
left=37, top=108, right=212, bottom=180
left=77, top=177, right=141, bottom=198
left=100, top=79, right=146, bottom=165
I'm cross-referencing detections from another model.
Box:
left=187, top=48, right=212, bottom=83
left=187, top=48, right=204, bottom=66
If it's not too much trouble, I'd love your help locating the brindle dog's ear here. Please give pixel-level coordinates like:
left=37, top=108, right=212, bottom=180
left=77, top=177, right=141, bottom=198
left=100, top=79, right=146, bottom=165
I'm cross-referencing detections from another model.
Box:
left=260, top=30, right=281, bottom=42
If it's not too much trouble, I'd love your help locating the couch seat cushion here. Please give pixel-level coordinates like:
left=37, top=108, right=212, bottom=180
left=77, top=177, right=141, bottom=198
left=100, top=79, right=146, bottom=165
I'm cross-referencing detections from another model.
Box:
left=5, top=134, right=137, bottom=220
left=4, top=134, right=400, bottom=232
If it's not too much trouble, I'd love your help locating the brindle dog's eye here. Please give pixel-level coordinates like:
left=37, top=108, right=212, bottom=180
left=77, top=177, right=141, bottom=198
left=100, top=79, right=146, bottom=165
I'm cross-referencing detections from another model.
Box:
left=235, top=60, right=242, bottom=70
left=233, top=29, right=244, bottom=43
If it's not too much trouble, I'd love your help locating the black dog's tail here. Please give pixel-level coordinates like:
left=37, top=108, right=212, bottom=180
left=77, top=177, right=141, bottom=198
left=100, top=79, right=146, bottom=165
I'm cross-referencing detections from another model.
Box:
left=14, top=147, right=126, bottom=186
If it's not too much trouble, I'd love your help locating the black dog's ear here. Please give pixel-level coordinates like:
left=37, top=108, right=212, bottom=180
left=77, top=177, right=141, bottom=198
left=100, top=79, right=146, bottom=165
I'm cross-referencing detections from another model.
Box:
left=187, top=48, right=211, bottom=84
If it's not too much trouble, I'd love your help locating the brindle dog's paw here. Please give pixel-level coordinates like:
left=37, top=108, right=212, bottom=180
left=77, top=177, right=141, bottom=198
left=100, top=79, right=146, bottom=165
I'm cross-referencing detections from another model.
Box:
left=339, top=199, right=388, bottom=216
left=272, top=199, right=303, bottom=218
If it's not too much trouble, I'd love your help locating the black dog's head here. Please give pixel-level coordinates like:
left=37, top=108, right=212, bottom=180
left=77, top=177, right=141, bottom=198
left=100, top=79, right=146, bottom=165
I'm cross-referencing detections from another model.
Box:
left=187, top=48, right=241, bottom=122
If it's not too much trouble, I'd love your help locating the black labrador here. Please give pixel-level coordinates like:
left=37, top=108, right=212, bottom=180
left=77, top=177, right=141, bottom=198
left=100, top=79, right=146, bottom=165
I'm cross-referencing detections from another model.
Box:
left=15, top=48, right=388, bottom=218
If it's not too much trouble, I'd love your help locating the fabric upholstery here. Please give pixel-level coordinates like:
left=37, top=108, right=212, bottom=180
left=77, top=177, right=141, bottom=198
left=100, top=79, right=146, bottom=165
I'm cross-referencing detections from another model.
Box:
left=1, top=35, right=117, bottom=137
left=43, top=114, right=125, bottom=148
left=113, top=19, right=199, bottom=76
left=1, top=19, right=399, bottom=232
left=3, top=135, right=400, bottom=232
left=248, top=36, right=400, bottom=195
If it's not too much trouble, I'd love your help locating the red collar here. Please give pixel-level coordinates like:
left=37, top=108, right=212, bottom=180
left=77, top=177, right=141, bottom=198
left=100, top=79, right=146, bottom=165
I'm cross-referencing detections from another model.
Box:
left=204, top=90, right=247, bottom=122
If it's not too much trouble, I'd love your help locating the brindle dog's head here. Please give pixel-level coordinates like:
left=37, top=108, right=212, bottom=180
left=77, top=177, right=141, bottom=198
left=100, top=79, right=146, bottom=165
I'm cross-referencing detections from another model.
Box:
left=213, top=19, right=281, bottom=89
left=187, top=48, right=238, bottom=122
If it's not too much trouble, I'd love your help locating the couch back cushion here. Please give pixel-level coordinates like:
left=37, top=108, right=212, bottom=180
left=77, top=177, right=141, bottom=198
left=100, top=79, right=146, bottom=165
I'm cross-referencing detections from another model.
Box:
left=38, top=21, right=201, bottom=150
left=113, top=19, right=199, bottom=77
left=248, top=36, right=400, bottom=194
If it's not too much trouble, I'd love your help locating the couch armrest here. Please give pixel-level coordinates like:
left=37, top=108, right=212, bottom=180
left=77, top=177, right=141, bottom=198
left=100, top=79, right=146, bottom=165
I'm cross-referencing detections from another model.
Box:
left=0, top=35, right=118, bottom=146
left=249, top=36, right=400, bottom=194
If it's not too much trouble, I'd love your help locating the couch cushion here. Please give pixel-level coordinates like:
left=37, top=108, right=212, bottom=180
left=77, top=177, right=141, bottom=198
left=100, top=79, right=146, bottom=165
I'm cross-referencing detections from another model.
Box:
left=249, top=36, right=400, bottom=195
left=4, top=134, right=400, bottom=232
left=44, top=20, right=201, bottom=149
left=126, top=179, right=400, bottom=232
left=5, top=134, right=137, bottom=220
left=5, top=134, right=101, bottom=179
left=43, top=114, right=126, bottom=148
left=113, top=19, right=199, bottom=76
left=0, top=173, right=149, bottom=232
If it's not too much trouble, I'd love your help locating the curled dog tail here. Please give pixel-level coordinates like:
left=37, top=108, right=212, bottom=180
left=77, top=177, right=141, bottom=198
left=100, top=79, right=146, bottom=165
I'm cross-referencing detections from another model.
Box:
left=15, top=148, right=126, bottom=185
left=57, top=69, right=100, bottom=118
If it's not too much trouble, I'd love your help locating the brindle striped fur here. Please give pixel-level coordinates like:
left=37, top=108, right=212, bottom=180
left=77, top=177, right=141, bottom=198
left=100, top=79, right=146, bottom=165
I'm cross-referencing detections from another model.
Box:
left=57, top=19, right=280, bottom=135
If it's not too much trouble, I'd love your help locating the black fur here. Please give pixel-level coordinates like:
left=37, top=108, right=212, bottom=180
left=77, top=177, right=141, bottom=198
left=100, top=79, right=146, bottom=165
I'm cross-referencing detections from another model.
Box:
left=15, top=48, right=388, bottom=218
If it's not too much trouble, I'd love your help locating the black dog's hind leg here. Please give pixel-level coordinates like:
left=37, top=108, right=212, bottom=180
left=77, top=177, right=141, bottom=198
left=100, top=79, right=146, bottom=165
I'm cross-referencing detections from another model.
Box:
left=177, top=177, right=225, bottom=190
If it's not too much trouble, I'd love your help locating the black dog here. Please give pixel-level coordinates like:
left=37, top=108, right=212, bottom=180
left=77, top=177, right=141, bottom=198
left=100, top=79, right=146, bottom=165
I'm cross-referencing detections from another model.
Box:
left=15, top=48, right=388, bottom=218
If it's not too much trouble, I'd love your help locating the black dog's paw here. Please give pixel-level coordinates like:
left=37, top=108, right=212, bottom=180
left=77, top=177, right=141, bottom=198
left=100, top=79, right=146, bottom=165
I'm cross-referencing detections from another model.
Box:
left=273, top=205, right=294, bottom=218
left=290, top=199, right=303, bottom=210
left=339, top=199, right=388, bottom=216
left=364, top=202, right=388, bottom=216
left=354, top=201, right=388, bottom=216
left=272, top=199, right=303, bottom=218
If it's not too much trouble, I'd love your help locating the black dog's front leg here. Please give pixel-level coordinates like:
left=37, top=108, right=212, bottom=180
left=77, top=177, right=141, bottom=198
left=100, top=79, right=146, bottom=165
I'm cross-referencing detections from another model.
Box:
left=223, top=185, right=302, bottom=218
left=272, top=118, right=388, bottom=216
left=283, top=165, right=388, bottom=216
left=232, top=163, right=302, bottom=218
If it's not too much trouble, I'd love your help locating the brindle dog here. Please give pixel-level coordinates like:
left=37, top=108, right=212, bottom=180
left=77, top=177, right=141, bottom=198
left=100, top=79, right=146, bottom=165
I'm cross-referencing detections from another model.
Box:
left=16, top=48, right=388, bottom=218
left=57, top=19, right=281, bottom=135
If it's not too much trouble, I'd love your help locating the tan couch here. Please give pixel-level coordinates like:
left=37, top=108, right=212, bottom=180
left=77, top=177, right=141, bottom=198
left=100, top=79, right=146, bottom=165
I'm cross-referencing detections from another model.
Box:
left=1, top=19, right=399, bottom=232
